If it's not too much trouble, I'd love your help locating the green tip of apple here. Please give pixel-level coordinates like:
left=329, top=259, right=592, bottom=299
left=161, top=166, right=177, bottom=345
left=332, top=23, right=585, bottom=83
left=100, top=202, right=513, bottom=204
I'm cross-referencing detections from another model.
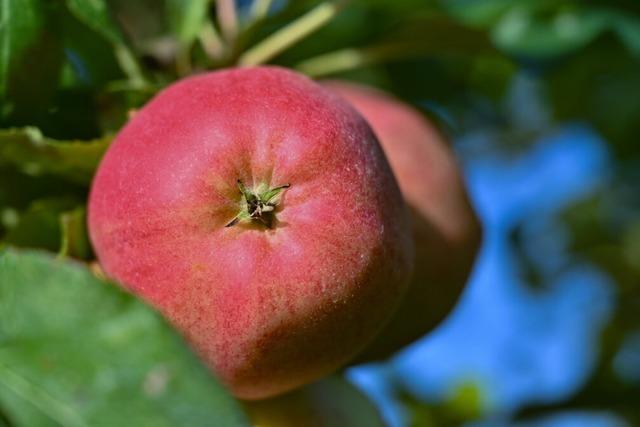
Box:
left=226, top=179, right=291, bottom=229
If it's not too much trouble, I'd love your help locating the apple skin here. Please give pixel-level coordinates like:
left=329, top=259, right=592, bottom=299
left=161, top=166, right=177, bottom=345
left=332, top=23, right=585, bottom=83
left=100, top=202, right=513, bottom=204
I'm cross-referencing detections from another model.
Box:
left=323, top=81, right=482, bottom=361
left=88, top=67, right=413, bottom=399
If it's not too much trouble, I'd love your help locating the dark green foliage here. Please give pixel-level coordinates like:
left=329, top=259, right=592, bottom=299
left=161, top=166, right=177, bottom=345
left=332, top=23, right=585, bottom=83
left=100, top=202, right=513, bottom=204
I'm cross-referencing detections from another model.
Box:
left=0, top=0, right=639, bottom=424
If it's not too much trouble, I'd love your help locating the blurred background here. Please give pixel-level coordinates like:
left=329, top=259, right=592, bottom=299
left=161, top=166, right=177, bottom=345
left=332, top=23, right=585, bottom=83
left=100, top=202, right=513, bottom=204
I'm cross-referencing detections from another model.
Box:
left=1, top=1, right=639, bottom=426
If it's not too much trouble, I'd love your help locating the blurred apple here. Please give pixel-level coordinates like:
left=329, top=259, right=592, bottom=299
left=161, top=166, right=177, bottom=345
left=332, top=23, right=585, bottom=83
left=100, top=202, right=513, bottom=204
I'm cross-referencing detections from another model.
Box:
left=324, top=81, right=482, bottom=361
left=243, top=376, right=385, bottom=427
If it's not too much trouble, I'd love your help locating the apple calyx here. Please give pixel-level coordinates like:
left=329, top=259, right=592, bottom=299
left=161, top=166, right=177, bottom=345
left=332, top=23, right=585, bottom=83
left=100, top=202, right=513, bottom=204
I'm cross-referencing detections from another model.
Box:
left=225, top=179, right=290, bottom=229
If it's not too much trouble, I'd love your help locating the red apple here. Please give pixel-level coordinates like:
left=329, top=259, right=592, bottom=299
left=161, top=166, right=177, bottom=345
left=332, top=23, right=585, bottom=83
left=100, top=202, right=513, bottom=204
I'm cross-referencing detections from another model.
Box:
left=88, top=67, right=413, bottom=399
left=323, top=81, right=482, bottom=360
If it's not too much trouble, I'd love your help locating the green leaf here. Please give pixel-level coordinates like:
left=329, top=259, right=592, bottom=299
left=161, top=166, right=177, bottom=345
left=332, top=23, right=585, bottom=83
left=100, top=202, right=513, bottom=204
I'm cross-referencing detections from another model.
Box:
left=445, top=2, right=640, bottom=59
left=166, top=0, right=210, bottom=46
left=547, top=39, right=640, bottom=156
left=64, top=0, right=123, bottom=44
left=1, top=198, right=91, bottom=259
left=295, top=13, right=497, bottom=77
left=0, top=0, right=64, bottom=122
left=398, top=380, right=485, bottom=426
left=491, top=5, right=606, bottom=57
left=444, top=0, right=523, bottom=27
left=262, top=184, right=290, bottom=203
left=59, top=206, right=92, bottom=260
left=0, top=128, right=111, bottom=185
left=0, top=169, right=84, bottom=213
left=63, top=0, right=146, bottom=86
left=2, top=197, right=78, bottom=253
left=58, top=7, right=124, bottom=88
left=602, top=10, right=640, bottom=57
left=0, top=249, right=250, bottom=427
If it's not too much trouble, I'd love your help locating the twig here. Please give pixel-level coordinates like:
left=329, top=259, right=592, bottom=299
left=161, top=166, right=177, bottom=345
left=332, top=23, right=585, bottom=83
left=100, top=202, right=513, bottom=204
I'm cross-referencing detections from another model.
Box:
left=296, top=43, right=424, bottom=77
left=217, top=0, right=239, bottom=43
left=238, top=1, right=346, bottom=66
left=113, top=44, right=148, bottom=89
left=250, top=0, right=273, bottom=22
left=296, top=48, right=368, bottom=77
left=199, top=19, right=226, bottom=60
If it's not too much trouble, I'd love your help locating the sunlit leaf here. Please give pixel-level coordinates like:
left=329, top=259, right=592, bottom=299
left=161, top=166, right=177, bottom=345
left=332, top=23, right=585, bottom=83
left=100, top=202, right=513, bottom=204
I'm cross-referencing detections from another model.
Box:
left=0, top=249, right=250, bottom=427
left=0, top=128, right=111, bottom=185
left=492, top=5, right=606, bottom=57
left=446, top=2, right=640, bottom=59
left=398, top=381, right=485, bottom=427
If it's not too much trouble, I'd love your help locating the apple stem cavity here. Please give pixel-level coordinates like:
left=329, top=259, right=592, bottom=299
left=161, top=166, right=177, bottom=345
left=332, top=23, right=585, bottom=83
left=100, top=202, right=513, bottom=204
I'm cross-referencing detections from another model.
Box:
left=226, top=179, right=290, bottom=229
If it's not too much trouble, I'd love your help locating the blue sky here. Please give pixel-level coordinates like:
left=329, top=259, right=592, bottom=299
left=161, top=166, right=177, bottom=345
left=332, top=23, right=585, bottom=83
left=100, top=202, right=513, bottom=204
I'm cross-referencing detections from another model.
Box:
left=347, top=124, right=626, bottom=427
